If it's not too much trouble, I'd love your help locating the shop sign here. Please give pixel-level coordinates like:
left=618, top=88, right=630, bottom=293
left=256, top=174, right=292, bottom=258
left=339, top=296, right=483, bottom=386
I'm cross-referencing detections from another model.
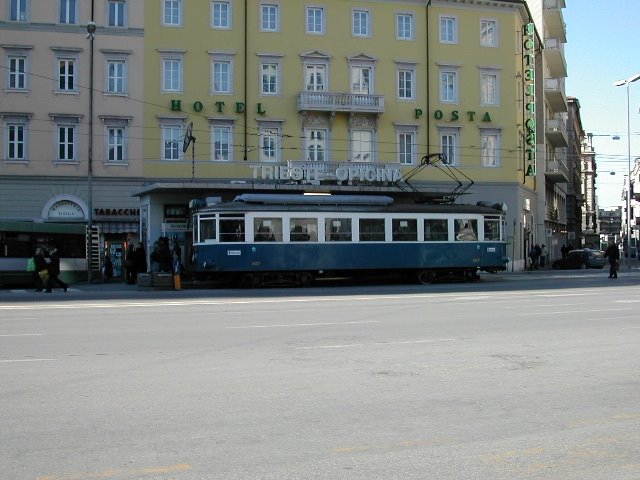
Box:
left=249, top=164, right=401, bottom=183
left=93, top=208, right=140, bottom=217
left=48, top=200, right=84, bottom=219
left=170, top=99, right=266, bottom=115
left=162, top=222, right=188, bottom=232
left=523, top=22, right=536, bottom=176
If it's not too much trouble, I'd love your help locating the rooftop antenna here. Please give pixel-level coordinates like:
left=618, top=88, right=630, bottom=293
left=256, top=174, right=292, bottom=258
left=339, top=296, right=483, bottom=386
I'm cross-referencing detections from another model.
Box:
left=183, top=122, right=196, bottom=181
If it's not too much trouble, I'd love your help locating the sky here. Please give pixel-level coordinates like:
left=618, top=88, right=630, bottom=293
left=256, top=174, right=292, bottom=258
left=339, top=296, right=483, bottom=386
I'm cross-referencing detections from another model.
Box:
left=563, top=1, right=640, bottom=209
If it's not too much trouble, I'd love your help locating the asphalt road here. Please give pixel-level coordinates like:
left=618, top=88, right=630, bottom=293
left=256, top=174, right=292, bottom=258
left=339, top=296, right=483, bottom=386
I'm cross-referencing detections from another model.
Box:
left=1, top=270, right=639, bottom=479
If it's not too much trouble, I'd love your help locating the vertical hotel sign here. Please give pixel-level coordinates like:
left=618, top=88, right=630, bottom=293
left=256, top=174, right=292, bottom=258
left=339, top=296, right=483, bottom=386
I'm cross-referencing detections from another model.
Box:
left=523, top=22, right=536, bottom=176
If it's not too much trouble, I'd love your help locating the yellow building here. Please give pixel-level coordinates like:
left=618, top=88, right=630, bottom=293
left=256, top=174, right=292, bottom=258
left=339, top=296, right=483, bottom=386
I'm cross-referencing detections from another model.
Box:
left=137, top=0, right=540, bottom=269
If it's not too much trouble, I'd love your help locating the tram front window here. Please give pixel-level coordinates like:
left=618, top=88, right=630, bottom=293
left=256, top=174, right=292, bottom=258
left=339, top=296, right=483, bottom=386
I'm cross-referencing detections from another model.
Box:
left=484, top=217, right=500, bottom=241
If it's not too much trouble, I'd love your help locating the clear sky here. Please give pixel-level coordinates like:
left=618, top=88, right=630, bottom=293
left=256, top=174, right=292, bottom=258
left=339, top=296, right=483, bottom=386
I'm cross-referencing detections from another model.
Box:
left=563, top=1, right=640, bottom=209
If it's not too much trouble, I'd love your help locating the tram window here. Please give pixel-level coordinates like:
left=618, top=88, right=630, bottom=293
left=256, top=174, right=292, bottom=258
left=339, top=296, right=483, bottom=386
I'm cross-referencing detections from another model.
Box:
left=325, top=218, right=352, bottom=241
left=484, top=217, right=500, bottom=241
left=254, top=218, right=282, bottom=242
left=392, top=219, right=417, bottom=241
left=359, top=218, right=385, bottom=242
left=424, top=219, right=449, bottom=241
left=199, top=218, right=216, bottom=242
left=220, top=219, right=245, bottom=242
left=290, top=218, right=317, bottom=242
left=455, top=219, right=478, bottom=241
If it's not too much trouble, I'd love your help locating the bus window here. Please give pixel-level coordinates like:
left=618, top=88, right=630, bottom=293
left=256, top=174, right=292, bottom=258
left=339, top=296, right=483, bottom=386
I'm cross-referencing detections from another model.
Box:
left=325, top=218, right=352, bottom=241
left=220, top=218, right=245, bottom=242
left=359, top=218, right=385, bottom=242
left=392, top=219, right=417, bottom=241
left=484, top=217, right=500, bottom=241
left=290, top=218, right=317, bottom=242
left=424, top=219, right=448, bottom=241
left=254, top=218, right=282, bottom=242
left=455, top=219, right=477, bottom=241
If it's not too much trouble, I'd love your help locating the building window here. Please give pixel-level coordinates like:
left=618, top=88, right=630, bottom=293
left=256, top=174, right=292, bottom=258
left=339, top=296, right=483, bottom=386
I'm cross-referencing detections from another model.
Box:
left=440, top=16, right=457, bottom=44
left=480, top=19, right=497, bottom=47
left=261, top=3, right=278, bottom=32
left=6, top=123, right=26, bottom=161
left=161, top=124, right=182, bottom=161
left=396, top=13, right=413, bottom=40
left=106, top=60, right=126, bottom=94
left=212, top=125, right=231, bottom=161
left=351, top=66, right=371, bottom=94
left=259, top=127, right=280, bottom=162
left=163, top=0, right=182, bottom=26
left=261, top=62, right=278, bottom=95
left=57, top=125, right=75, bottom=162
left=212, top=61, right=231, bottom=93
left=305, top=129, right=326, bottom=162
left=59, top=0, right=77, bottom=24
left=10, top=0, right=27, bottom=21
left=305, top=64, right=325, bottom=92
left=8, top=56, right=27, bottom=90
left=162, top=57, right=182, bottom=92
left=439, top=69, right=457, bottom=103
left=107, top=1, right=126, bottom=27
left=57, top=58, right=76, bottom=92
left=397, top=69, right=414, bottom=100
left=480, top=70, right=499, bottom=106
left=439, top=128, right=459, bottom=165
left=306, top=6, right=324, bottom=34
left=107, top=127, right=125, bottom=162
left=397, top=131, right=415, bottom=165
left=481, top=129, right=500, bottom=167
left=351, top=130, right=373, bottom=162
left=352, top=9, right=370, bottom=37
left=211, top=1, right=230, bottom=29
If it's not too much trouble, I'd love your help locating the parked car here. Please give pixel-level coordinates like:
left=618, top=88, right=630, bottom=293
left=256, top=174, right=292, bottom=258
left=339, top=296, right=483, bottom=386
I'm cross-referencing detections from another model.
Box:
left=552, top=248, right=606, bottom=270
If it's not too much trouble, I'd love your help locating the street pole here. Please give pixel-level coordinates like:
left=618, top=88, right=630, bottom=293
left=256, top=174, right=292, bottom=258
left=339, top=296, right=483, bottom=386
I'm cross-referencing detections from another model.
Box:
left=87, top=13, right=96, bottom=283
left=614, top=73, right=640, bottom=264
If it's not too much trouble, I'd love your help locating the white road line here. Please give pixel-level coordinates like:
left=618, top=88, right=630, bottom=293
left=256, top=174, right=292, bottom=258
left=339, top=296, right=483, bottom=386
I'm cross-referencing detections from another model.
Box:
left=227, top=320, right=380, bottom=329
left=296, top=338, right=456, bottom=350
left=0, top=358, right=56, bottom=363
left=0, top=333, right=43, bottom=337
left=518, top=308, right=632, bottom=316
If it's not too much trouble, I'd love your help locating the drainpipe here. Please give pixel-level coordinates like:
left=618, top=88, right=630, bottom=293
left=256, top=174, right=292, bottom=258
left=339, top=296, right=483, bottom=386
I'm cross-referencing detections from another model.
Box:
left=244, top=0, right=248, bottom=160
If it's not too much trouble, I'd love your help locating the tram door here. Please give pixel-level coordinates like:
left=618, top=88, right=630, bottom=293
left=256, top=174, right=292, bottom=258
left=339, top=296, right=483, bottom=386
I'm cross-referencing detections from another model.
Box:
left=109, top=243, right=124, bottom=279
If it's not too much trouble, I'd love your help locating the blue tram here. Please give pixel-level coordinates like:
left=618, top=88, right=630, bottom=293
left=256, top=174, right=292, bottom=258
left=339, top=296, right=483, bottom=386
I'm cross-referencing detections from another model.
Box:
left=191, top=194, right=508, bottom=286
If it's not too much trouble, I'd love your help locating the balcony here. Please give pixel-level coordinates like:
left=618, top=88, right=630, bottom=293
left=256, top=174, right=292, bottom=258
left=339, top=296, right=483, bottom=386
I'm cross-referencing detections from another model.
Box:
left=298, top=92, right=385, bottom=114
left=544, top=37, right=567, bottom=78
left=545, top=154, right=569, bottom=184
left=546, top=115, right=568, bottom=147
left=544, top=77, right=567, bottom=113
left=543, top=0, right=567, bottom=42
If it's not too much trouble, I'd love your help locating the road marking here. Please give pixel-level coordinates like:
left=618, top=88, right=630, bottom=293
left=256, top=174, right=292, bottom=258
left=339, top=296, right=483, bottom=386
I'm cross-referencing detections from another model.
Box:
left=297, top=338, right=456, bottom=350
left=36, top=464, right=192, bottom=480
left=227, top=320, right=380, bottom=329
left=0, top=358, right=56, bottom=363
left=518, top=308, right=632, bottom=316
left=0, top=333, right=43, bottom=337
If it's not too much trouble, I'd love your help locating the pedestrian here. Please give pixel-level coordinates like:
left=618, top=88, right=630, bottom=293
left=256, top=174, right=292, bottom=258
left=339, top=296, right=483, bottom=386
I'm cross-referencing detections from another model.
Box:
left=103, top=253, right=114, bottom=282
left=604, top=242, right=620, bottom=279
left=539, top=244, right=548, bottom=268
left=31, top=247, right=48, bottom=292
left=172, top=250, right=182, bottom=290
left=124, top=243, right=136, bottom=284
left=528, top=244, right=538, bottom=270
left=45, top=246, right=68, bottom=293
left=561, top=244, right=568, bottom=259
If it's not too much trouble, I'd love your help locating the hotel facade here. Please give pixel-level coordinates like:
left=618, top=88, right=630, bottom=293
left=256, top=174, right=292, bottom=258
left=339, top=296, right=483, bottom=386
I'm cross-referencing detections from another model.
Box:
left=1, top=0, right=570, bottom=274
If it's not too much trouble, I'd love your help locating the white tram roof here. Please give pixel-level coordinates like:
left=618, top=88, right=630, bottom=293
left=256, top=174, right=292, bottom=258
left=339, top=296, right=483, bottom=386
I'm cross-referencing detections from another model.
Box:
left=196, top=194, right=505, bottom=215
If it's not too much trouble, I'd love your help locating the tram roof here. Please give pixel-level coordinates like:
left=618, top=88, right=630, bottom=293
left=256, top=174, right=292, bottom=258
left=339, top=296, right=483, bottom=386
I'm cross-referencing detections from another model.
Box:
left=195, top=194, right=505, bottom=215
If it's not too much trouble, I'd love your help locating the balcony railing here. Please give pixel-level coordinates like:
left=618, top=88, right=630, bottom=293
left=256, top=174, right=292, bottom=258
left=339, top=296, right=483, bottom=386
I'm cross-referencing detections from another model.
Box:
left=546, top=156, right=569, bottom=184
left=543, top=0, right=567, bottom=41
left=298, top=92, right=385, bottom=114
left=544, top=37, right=567, bottom=78
left=544, top=77, right=567, bottom=113
left=546, top=115, right=568, bottom=147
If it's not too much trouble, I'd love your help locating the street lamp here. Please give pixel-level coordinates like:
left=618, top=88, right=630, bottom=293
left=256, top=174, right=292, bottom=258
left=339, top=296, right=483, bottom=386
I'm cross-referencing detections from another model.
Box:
left=614, top=72, right=640, bottom=261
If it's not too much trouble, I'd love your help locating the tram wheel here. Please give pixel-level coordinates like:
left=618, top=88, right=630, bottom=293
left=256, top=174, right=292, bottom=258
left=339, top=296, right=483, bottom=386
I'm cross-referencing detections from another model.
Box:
left=298, top=272, right=314, bottom=287
left=416, top=270, right=436, bottom=285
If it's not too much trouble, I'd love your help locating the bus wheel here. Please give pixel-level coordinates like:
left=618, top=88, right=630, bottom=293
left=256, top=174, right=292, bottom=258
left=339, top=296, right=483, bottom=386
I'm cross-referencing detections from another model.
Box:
left=417, top=270, right=436, bottom=285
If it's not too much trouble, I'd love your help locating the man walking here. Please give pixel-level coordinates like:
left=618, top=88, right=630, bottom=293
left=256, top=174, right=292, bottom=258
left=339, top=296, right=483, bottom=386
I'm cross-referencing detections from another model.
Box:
left=604, top=242, right=620, bottom=279
left=45, top=246, right=68, bottom=292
